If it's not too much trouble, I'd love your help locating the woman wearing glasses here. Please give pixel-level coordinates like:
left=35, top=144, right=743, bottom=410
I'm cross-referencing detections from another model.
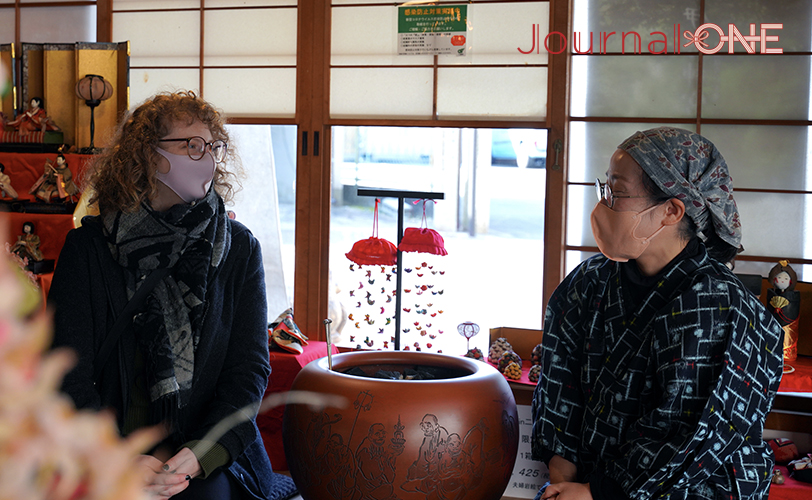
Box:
left=48, top=91, right=296, bottom=500
left=531, top=127, right=783, bottom=500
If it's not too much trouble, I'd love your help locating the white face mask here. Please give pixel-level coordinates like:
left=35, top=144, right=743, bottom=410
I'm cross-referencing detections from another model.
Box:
left=155, top=148, right=215, bottom=203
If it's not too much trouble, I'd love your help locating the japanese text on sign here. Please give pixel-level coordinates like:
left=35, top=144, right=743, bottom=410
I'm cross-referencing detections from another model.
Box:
left=504, top=405, right=549, bottom=498
left=397, top=4, right=468, bottom=56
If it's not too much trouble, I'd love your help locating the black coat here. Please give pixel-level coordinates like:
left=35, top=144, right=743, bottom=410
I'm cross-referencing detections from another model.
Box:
left=49, top=215, right=284, bottom=499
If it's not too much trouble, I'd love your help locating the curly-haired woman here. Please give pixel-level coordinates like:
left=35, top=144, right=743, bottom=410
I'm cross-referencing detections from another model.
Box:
left=48, top=91, right=297, bottom=500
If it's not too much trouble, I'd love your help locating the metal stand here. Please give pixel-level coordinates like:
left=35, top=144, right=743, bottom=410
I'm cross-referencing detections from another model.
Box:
left=356, top=188, right=444, bottom=351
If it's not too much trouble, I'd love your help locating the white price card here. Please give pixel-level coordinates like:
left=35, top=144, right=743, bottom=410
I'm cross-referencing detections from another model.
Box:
left=502, top=404, right=549, bottom=499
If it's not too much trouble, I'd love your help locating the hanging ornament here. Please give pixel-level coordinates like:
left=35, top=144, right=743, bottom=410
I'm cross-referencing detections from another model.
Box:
left=398, top=200, right=448, bottom=256
left=346, top=198, right=398, bottom=266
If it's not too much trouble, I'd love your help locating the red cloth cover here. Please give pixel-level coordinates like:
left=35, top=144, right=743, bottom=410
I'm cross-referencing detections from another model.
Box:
left=779, top=356, right=812, bottom=393
left=345, top=236, right=398, bottom=266
left=770, top=465, right=812, bottom=500
left=398, top=227, right=448, bottom=256
left=257, top=341, right=339, bottom=472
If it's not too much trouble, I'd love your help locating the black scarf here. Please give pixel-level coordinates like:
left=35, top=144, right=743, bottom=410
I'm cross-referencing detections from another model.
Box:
left=103, top=189, right=230, bottom=429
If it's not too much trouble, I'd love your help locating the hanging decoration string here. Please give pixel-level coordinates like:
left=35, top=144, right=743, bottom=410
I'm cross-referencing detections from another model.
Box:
left=412, top=199, right=437, bottom=230
left=345, top=197, right=398, bottom=266
left=373, top=198, right=381, bottom=237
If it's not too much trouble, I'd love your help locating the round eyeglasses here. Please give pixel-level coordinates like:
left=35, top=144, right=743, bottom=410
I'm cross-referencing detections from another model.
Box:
left=595, top=178, right=648, bottom=208
left=159, top=136, right=228, bottom=163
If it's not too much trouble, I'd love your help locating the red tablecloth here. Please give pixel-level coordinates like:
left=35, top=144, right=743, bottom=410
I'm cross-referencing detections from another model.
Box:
left=496, top=359, right=812, bottom=499
left=257, top=340, right=338, bottom=472
left=490, top=359, right=537, bottom=386
left=779, top=356, right=812, bottom=393
left=769, top=465, right=812, bottom=499
left=500, top=355, right=812, bottom=391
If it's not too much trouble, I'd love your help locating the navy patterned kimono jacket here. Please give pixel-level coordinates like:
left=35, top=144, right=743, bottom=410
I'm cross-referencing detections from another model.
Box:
left=531, top=244, right=783, bottom=499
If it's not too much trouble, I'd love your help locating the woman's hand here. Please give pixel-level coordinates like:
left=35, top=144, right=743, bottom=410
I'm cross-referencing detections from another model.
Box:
left=540, top=482, right=592, bottom=500
left=548, top=455, right=577, bottom=483
left=162, top=447, right=203, bottom=480
left=134, top=454, right=190, bottom=499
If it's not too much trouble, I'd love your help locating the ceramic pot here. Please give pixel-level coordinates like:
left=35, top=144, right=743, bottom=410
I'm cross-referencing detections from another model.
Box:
left=283, top=351, right=519, bottom=500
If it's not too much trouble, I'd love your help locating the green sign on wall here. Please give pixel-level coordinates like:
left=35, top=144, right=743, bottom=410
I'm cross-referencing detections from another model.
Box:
left=397, top=5, right=468, bottom=56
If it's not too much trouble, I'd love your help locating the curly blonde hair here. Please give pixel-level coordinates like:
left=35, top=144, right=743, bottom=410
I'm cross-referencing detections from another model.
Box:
left=86, top=91, right=242, bottom=214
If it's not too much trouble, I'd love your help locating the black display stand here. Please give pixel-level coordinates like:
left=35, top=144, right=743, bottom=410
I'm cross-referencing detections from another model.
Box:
left=356, top=188, right=444, bottom=351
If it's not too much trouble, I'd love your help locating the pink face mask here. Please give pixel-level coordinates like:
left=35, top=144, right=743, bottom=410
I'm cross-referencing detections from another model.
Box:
left=155, top=148, right=215, bottom=203
left=590, top=202, right=666, bottom=262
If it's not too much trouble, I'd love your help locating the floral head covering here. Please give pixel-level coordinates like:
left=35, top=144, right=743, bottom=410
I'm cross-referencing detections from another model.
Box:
left=618, top=126, right=742, bottom=250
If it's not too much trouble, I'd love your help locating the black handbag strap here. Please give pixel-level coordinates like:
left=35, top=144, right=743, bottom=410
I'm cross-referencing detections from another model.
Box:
left=93, top=266, right=171, bottom=382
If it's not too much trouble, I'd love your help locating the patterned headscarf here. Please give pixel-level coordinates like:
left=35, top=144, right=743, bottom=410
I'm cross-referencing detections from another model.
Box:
left=618, top=127, right=742, bottom=250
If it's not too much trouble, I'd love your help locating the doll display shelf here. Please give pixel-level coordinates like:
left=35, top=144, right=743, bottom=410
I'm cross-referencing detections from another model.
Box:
left=1, top=151, right=93, bottom=300
left=1, top=199, right=77, bottom=214
left=0, top=130, right=64, bottom=153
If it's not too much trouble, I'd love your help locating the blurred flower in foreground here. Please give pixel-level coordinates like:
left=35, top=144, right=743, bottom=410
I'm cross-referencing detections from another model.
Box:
left=0, top=216, right=345, bottom=499
left=0, top=217, right=160, bottom=500
left=0, top=59, right=9, bottom=99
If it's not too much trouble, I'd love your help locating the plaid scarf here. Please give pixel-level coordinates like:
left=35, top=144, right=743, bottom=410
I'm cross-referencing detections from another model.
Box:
left=102, top=189, right=230, bottom=429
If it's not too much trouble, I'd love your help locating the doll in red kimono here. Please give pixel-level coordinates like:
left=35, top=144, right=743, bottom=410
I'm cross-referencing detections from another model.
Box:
left=3, top=97, right=61, bottom=135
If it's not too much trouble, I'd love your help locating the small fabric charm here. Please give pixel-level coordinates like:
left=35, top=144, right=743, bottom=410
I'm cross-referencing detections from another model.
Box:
left=788, top=453, right=812, bottom=483
left=769, top=438, right=800, bottom=464
left=269, top=308, right=308, bottom=354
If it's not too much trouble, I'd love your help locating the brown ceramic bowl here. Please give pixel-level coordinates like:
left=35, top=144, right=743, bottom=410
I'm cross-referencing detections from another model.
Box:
left=283, top=350, right=519, bottom=500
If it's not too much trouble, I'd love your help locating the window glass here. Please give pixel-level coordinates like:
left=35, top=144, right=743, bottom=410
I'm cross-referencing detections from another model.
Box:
left=204, top=7, right=297, bottom=67
left=207, top=0, right=295, bottom=6
left=704, top=1, right=812, bottom=53
left=0, top=10, right=13, bottom=44
left=330, top=126, right=547, bottom=355
left=330, top=1, right=549, bottom=121
left=114, top=0, right=198, bottom=9
left=449, top=2, right=550, bottom=66
left=331, top=6, right=419, bottom=66
left=701, top=125, right=811, bottom=191
left=571, top=55, right=698, bottom=118
left=735, top=191, right=812, bottom=261
left=568, top=121, right=696, bottom=184
left=573, top=0, right=699, bottom=54
left=702, top=56, right=811, bottom=120
left=226, top=124, right=297, bottom=321
left=203, top=68, right=296, bottom=117
left=331, top=68, right=434, bottom=119
left=128, top=68, right=200, bottom=108
left=113, top=11, right=200, bottom=67
left=20, top=5, right=96, bottom=43
left=436, top=67, right=547, bottom=120
left=565, top=184, right=594, bottom=249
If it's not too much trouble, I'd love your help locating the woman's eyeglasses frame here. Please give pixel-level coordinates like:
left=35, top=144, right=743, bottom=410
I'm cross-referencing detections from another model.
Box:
left=159, top=136, right=228, bottom=163
left=594, top=178, right=648, bottom=208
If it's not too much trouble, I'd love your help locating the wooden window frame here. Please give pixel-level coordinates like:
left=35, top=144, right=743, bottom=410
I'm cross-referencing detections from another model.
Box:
left=96, top=0, right=570, bottom=338
left=564, top=0, right=812, bottom=276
